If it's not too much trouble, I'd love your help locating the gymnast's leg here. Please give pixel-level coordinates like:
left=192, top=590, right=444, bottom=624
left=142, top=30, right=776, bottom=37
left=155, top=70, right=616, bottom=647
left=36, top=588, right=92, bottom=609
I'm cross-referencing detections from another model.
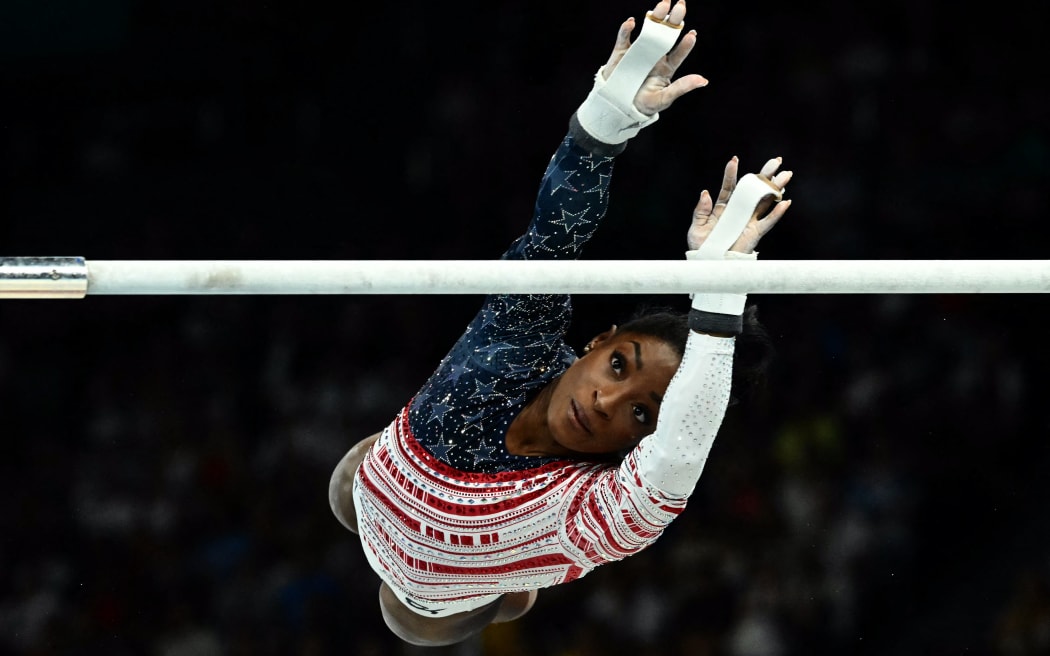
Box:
left=328, top=431, right=380, bottom=534
left=378, top=584, right=539, bottom=647
left=492, top=589, right=538, bottom=623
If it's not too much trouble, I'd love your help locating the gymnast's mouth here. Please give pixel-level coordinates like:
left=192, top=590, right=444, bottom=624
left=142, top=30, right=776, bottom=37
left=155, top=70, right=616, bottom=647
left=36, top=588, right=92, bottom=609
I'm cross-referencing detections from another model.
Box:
left=570, top=399, right=592, bottom=434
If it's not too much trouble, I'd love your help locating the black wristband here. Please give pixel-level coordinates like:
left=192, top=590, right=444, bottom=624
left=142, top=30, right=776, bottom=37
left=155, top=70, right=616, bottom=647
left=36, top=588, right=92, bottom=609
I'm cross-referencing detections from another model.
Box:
left=688, top=308, right=743, bottom=336
left=568, top=113, right=629, bottom=158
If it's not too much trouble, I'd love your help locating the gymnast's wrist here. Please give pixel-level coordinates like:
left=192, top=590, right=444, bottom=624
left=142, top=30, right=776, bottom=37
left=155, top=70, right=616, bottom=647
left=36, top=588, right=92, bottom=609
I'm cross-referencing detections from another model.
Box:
left=568, top=112, right=629, bottom=157
left=688, top=307, right=743, bottom=336
left=685, top=250, right=756, bottom=335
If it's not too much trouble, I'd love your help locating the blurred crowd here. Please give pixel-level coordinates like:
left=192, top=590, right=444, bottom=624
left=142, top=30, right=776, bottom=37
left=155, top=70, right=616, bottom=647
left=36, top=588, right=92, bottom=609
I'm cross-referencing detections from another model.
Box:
left=3, top=1, right=1050, bottom=654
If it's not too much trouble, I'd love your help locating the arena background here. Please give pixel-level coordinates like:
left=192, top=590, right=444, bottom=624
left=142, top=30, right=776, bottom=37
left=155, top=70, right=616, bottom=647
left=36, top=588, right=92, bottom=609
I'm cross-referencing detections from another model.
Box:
left=2, top=1, right=1049, bottom=654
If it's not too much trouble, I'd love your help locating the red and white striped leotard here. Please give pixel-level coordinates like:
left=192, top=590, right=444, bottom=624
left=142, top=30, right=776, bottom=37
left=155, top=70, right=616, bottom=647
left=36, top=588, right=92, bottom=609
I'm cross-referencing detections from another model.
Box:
left=354, top=328, right=734, bottom=614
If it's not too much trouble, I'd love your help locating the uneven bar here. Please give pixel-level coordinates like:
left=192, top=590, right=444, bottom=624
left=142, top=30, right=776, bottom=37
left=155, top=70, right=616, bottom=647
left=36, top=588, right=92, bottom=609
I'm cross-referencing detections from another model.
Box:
left=81, top=259, right=1050, bottom=295
left=4, top=258, right=1050, bottom=298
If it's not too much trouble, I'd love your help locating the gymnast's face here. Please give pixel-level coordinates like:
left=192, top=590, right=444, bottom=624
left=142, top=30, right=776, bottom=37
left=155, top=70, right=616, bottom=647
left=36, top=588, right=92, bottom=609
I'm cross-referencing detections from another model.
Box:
left=547, top=329, right=681, bottom=455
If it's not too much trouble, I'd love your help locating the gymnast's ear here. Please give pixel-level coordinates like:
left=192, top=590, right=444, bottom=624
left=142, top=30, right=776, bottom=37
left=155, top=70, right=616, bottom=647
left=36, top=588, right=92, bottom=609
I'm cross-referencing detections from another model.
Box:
left=582, top=325, right=617, bottom=354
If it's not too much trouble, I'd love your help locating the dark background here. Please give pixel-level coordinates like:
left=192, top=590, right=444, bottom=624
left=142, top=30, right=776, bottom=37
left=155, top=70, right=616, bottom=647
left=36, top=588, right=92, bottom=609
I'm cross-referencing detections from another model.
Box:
left=3, top=1, right=1050, bottom=654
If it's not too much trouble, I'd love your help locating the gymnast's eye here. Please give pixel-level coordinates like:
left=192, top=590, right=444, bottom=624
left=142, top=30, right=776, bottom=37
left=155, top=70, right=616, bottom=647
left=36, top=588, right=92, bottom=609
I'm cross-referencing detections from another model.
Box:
left=610, top=352, right=625, bottom=375
left=633, top=405, right=650, bottom=424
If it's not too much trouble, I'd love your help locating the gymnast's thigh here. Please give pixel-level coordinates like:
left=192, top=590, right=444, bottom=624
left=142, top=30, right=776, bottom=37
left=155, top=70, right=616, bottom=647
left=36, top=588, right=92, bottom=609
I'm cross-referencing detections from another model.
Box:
left=328, top=431, right=380, bottom=534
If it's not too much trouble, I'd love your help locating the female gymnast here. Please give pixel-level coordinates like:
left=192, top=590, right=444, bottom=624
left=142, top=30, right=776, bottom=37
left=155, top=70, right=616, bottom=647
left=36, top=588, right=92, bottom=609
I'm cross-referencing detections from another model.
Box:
left=329, top=0, right=793, bottom=645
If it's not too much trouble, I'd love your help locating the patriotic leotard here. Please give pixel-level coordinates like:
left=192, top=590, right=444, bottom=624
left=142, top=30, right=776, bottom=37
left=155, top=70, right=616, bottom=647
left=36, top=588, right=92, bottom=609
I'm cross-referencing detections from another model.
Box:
left=353, top=123, right=736, bottom=616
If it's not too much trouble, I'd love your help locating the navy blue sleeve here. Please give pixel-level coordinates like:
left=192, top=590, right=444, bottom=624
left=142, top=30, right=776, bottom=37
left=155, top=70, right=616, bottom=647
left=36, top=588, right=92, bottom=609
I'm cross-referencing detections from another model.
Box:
left=407, top=132, right=619, bottom=472
left=500, top=132, right=616, bottom=263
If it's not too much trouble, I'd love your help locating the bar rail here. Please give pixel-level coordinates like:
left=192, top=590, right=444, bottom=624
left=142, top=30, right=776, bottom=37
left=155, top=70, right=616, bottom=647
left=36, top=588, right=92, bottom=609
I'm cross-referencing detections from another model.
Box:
left=3, top=258, right=1050, bottom=297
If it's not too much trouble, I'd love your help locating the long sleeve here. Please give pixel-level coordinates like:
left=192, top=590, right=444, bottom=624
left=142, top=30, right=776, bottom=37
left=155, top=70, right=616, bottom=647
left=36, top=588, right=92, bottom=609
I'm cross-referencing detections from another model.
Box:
left=632, top=332, right=735, bottom=495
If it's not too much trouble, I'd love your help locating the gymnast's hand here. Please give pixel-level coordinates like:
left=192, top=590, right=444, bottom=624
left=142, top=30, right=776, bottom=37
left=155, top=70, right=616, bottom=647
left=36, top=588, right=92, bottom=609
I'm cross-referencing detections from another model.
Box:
left=600, top=0, right=708, bottom=115
left=687, top=157, right=793, bottom=254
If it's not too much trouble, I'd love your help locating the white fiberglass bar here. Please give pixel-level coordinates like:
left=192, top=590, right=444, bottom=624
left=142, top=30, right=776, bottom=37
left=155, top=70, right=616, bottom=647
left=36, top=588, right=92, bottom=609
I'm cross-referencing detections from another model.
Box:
left=3, top=258, right=1050, bottom=298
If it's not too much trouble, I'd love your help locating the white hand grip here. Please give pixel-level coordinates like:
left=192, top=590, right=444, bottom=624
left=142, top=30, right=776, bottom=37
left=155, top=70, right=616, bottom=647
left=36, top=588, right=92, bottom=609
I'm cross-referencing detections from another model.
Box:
left=691, top=173, right=782, bottom=260
left=575, top=14, right=683, bottom=144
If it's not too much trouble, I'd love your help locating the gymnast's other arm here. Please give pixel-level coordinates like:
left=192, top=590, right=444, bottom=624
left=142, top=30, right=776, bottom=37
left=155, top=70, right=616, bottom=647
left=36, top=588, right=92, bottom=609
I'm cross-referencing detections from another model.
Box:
left=635, top=157, right=791, bottom=494
left=558, top=156, right=793, bottom=563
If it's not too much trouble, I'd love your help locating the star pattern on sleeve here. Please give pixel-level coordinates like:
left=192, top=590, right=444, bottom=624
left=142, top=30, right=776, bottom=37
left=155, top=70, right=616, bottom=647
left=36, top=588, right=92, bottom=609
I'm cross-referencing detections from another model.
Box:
left=468, top=379, right=502, bottom=401
left=526, top=230, right=558, bottom=254
left=552, top=208, right=594, bottom=234
left=581, top=151, right=615, bottom=171
left=588, top=172, right=612, bottom=205
left=427, top=400, right=454, bottom=427
left=477, top=306, right=500, bottom=330
left=441, top=363, right=469, bottom=385
left=461, top=408, right=487, bottom=432
left=546, top=161, right=582, bottom=197
left=571, top=232, right=592, bottom=249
